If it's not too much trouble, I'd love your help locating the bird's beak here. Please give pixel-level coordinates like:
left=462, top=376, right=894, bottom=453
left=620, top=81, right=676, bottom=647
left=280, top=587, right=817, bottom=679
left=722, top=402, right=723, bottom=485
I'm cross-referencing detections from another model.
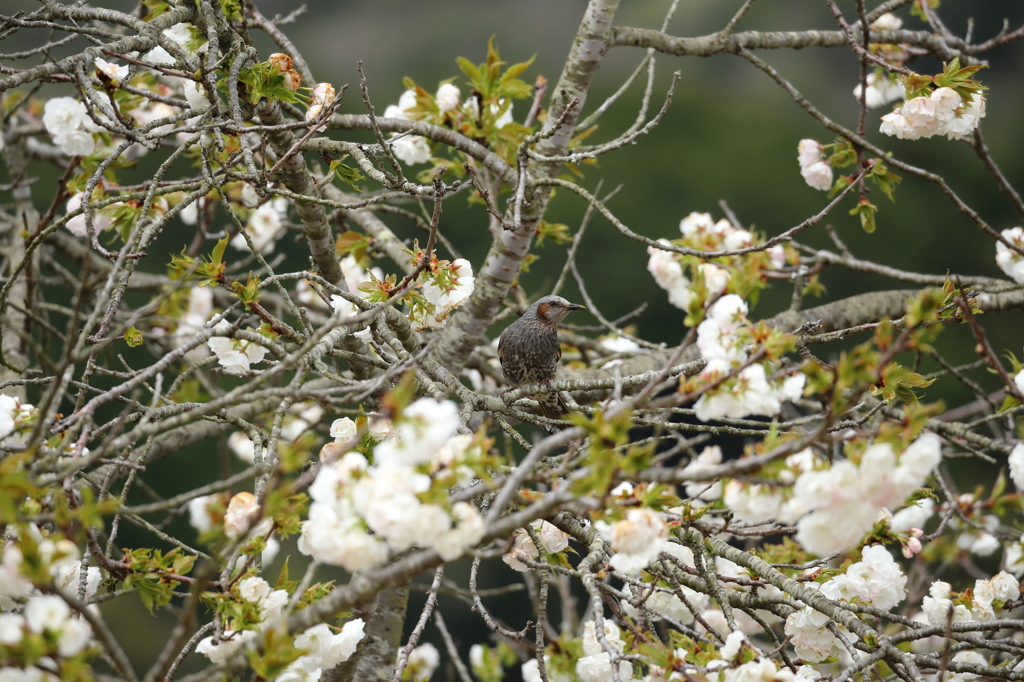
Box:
left=565, top=303, right=585, bottom=311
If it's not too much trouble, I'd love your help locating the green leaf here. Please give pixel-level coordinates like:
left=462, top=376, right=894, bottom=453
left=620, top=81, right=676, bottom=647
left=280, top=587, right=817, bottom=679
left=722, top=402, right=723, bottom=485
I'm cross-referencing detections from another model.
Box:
left=500, top=55, right=536, bottom=83
left=275, top=557, right=293, bottom=591
left=220, top=0, right=242, bottom=20
left=535, top=220, right=572, bottom=245
left=827, top=175, right=852, bottom=200
left=212, top=235, right=229, bottom=264
left=998, top=393, right=1021, bottom=414
left=124, top=326, right=143, bottom=348
left=233, top=273, right=262, bottom=304
left=849, top=198, right=878, bottom=233
left=126, top=576, right=176, bottom=615
left=456, top=57, right=481, bottom=84
left=329, top=159, right=365, bottom=191
left=828, top=138, right=857, bottom=169
left=141, top=0, right=170, bottom=21
left=992, top=468, right=1007, bottom=500
left=232, top=62, right=300, bottom=106
left=869, top=160, right=901, bottom=202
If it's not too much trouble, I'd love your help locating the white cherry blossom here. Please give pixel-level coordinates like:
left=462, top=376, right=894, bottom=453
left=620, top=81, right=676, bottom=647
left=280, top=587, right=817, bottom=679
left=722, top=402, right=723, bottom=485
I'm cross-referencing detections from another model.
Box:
left=435, top=83, right=461, bottom=112
left=853, top=72, right=905, bottom=108
left=43, top=97, right=89, bottom=138
left=995, top=228, right=1024, bottom=283
left=95, top=57, right=129, bottom=83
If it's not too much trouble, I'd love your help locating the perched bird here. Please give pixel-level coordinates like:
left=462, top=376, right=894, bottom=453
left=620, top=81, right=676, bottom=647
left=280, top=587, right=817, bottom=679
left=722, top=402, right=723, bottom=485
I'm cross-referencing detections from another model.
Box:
left=498, top=295, right=585, bottom=420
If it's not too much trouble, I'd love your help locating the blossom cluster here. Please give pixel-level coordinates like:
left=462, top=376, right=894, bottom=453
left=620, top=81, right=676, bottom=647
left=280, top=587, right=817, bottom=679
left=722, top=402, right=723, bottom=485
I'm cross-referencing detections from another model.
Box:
left=784, top=546, right=906, bottom=662
left=40, top=22, right=210, bottom=160
left=0, top=394, right=36, bottom=444
left=791, top=434, right=942, bottom=555
left=596, top=506, right=669, bottom=574
left=408, top=257, right=476, bottom=331
left=381, top=84, right=515, bottom=165
left=647, top=212, right=788, bottom=314
left=714, top=645, right=821, bottom=682
left=194, top=576, right=290, bottom=662
left=502, top=520, right=570, bottom=571
left=305, top=82, right=336, bottom=131
left=880, top=87, right=986, bottom=140
left=195, top=576, right=365, bottom=679
left=576, top=619, right=633, bottom=682
left=297, top=398, right=485, bottom=572
left=922, top=572, right=1020, bottom=625
left=267, top=53, right=303, bottom=93
left=230, top=194, right=289, bottom=254
left=0, top=530, right=100, bottom=677
left=821, top=544, right=907, bottom=609
left=692, top=295, right=805, bottom=423
left=1, top=530, right=102, bottom=605
left=0, top=594, right=94, bottom=667
left=327, top=253, right=475, bottom=333
left=796, top=139, right=832, bottom=191
left=620, top=545, right=710, bottom=625
left=713, top=434, right=941, bottom=557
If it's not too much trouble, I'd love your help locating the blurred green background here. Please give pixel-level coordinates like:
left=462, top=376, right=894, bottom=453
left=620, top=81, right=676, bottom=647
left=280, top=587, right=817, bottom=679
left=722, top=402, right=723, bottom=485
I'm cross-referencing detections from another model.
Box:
left=4, top=0, right=1024, bottom=677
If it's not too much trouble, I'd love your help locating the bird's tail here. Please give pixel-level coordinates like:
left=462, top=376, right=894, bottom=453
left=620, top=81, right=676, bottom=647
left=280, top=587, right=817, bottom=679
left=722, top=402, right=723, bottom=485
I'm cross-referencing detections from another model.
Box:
left=537, top=392, right=569, bottom=422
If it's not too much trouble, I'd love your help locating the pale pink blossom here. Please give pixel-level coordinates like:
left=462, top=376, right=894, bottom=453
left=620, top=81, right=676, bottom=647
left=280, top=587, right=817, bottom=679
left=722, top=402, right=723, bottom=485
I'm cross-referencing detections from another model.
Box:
left=223, top=491, right=260, bottom=540
left=679, top=211, right=716, bottom=237
left=647, top=241, right=693, bottom=310
left=598, top=508, right=668, bottom=574
left=785, top=607, right=836, bottom=662
left=801, top=161, right=833, bottom=191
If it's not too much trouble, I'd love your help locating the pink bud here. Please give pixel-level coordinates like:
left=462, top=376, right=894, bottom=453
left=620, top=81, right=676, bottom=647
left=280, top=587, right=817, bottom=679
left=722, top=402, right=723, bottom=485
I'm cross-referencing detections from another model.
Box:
left=902, top=537, right=922, bottom=558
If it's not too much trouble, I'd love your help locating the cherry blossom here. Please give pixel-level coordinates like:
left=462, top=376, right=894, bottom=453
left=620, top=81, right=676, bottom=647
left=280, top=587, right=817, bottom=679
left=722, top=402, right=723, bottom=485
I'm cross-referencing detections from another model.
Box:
left=435, top=83, right=461, bottom=112
left=995, top=228, right=1024, bottom=283
left=853, top=72, right=905, bottom=108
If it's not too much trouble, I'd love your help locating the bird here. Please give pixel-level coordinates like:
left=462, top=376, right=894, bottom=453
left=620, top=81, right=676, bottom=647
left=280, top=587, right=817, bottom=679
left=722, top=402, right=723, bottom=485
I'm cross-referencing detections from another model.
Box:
left=498, top=295, right=585, bottom=420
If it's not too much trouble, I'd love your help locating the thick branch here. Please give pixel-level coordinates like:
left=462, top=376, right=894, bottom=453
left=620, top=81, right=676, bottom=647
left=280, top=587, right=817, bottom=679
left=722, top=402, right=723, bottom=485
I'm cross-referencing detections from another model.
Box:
left=568, top=288, right=925, bottom=385
left=609, top=26, right=972, bottom=61
left=256, top=100, right=343, bottom=284
left=427, top=0, right=622, bottom=374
